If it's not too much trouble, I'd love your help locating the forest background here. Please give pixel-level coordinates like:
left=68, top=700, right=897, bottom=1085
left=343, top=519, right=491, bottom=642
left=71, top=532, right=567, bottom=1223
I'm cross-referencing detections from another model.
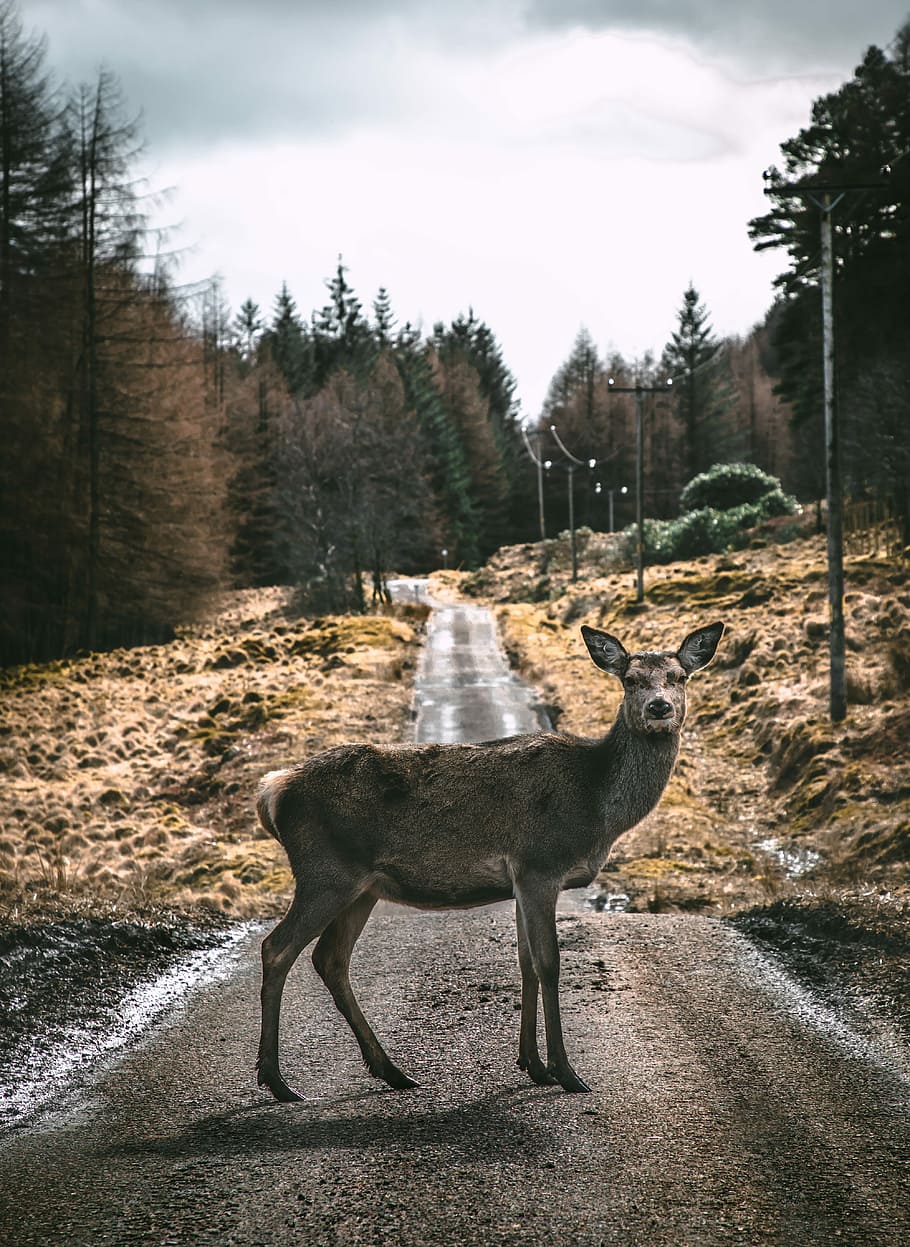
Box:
left=2, top=0, right=910, bottom=668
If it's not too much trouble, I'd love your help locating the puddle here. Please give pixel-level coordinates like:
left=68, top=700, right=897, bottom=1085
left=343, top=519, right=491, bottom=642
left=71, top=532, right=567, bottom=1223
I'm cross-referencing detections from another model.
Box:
left=754, top=837, right=822, bottom=879
left=558, top=883, right=631, bottom=913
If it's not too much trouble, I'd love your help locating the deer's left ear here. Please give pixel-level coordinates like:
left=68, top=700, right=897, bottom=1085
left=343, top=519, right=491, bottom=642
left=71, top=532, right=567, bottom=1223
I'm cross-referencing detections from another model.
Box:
left=581, top=626, right=629, bottom=678
left=678, top=622, right=724, bottom=674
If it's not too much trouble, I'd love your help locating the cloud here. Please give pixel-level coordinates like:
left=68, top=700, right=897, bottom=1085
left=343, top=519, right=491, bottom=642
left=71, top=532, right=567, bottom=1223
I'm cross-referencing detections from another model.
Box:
left=521, top=0, right=909, bottom=70
left=23, top=0, right=520, bottom=149
left=25, top=0, right=905, bottom=153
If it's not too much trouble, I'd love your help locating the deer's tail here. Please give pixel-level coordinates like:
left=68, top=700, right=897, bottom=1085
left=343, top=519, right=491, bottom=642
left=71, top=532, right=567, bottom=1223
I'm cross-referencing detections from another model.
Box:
left=256, top=769, right=289, bottom=845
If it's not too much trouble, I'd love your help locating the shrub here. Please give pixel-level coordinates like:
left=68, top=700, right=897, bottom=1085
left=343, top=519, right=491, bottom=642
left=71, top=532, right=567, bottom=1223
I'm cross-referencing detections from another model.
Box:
left=620, top=488, right=801, bottom=565
left=680, top=462, right=784, bottom=513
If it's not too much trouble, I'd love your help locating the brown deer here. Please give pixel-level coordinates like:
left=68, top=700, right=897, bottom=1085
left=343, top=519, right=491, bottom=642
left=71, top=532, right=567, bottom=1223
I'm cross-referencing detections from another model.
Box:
left=256, top=620, right=724, bottom=1100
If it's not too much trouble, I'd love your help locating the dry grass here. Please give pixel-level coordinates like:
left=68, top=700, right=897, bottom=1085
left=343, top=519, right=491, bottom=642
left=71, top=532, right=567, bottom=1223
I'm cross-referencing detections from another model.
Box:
left=0, top=589, right=426, bottom=921
left=440, top=532, right=910, bottom=914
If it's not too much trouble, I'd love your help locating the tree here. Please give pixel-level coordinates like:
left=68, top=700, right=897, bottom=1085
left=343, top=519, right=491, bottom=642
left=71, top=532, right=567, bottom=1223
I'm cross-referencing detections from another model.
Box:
left=64, top=68, right=146, bottom=648
left=430, top=345, right=509, bottom=558
left=311, top=256, right=373, bottom=386
left=233, top=296, right=262, bottom=362
left=372, top=286, right=396, bottom=345
left=264, top=281, right=312, bottom=394
left=661, top=284, right=735, bottom=481
left=749, top=21, right=910, bottom=528
left=393, top=327, right=480, bottom=567
left=274, top=354, right=439, bottom=610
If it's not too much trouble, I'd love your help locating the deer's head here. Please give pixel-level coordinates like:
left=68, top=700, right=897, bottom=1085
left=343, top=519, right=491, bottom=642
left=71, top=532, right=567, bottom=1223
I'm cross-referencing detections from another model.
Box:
left=581, top=622, right=724, bottom=736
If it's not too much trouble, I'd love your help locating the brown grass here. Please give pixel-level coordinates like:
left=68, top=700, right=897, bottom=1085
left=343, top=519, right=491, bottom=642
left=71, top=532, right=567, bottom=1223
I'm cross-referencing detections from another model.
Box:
left=439, top=533, right=910, bottom=913
left=0, top=588, right=425, bottom=922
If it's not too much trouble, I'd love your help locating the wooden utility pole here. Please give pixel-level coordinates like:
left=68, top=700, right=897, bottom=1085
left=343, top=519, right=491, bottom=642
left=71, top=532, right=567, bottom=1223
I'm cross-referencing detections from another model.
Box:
left=764, top=173, right=889, bottom=721
left=549, top=425, right=596, bottom=583
left=522, top=428, right=551, bottom=543
left=607, top=377, right=673, bottom=603
left=819, top=192, right=847, bottom=722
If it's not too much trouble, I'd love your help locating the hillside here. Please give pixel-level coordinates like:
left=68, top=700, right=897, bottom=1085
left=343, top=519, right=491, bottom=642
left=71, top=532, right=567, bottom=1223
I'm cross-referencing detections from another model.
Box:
left=439, top=529, right=910, bottom=915
left=0, top=590, right=425, bottom=921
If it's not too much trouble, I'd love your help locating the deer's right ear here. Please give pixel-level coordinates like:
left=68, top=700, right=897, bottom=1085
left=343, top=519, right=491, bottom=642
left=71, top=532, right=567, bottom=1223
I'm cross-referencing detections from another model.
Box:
left=581, top=626, right=628, bottom=677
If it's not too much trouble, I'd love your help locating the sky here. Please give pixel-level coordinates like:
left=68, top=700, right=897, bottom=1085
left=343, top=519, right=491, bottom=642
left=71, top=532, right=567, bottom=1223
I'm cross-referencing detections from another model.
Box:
left=19, top=0, right=910, bottom=417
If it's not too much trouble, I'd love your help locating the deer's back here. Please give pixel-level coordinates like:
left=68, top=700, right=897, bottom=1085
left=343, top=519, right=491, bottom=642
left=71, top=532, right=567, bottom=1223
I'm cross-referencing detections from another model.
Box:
left=266, top=735, right=610, bottom=898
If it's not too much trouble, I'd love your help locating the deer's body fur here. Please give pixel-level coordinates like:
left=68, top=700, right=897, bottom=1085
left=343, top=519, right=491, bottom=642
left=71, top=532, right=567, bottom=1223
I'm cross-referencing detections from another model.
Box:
left=256, top=620, right=723, bottom=1101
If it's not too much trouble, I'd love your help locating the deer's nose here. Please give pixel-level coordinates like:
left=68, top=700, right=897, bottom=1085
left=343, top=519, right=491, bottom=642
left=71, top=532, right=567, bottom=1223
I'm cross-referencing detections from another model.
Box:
left=647, top=697, right=673, bottom=719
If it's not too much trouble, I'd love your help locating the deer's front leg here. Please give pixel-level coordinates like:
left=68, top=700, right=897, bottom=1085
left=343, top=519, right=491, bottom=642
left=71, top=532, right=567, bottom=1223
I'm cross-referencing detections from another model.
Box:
left=514, top=876, right=591, bottom=1093
left=515, top=904, right=557, bottom=1086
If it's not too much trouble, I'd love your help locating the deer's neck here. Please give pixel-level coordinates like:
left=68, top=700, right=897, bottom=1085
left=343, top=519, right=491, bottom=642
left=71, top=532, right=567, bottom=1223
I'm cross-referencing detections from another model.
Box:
left=596, top=710, right=680, bottom=835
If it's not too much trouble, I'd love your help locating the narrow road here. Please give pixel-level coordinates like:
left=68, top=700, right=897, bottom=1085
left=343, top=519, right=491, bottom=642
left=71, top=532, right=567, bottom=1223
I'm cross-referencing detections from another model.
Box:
left=393, top=578, right=547, bottom=743
left=2, top=590, right=909, bottom=1246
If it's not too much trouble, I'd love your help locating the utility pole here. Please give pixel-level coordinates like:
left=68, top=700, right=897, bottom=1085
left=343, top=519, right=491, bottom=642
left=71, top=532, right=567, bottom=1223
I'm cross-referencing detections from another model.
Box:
left=522, top=428, right=552, bottom=543
left=549, top=425, right=596, bottom=582
left=607, top=376, right=673, bottom=602
left=763, top=171, right=889, bottom=722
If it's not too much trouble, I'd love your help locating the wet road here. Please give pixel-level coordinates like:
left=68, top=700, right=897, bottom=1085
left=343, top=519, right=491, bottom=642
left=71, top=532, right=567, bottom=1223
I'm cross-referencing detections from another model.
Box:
left=390, top=577, right=548, bottom=743
left=1, top=913, right=908, bottom=1246
left=2, top=589, right=909, bottom=1245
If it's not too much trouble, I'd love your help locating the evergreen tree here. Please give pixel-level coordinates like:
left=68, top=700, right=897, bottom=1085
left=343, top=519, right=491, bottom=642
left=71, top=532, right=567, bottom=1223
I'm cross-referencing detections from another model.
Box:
left=661, top=284, right=734, bottom=481
left=749, top=21, right=910, bottom=522
left=233, top=296, right=262, bottom=362
left=265, top=281, right=311, bottom=394
left=64, top=68, right=146, bottom=649
left=372, top=286, right=396, bottom=345
left=430, top=345, right=508, bottom=558
left=311, top=256, right=373, bottom=385
left=393, top=327, right=480, bottom=566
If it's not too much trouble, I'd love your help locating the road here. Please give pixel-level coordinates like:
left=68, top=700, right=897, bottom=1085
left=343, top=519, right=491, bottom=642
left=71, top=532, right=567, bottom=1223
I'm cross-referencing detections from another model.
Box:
left=2, top=587, right=909, bottom=1246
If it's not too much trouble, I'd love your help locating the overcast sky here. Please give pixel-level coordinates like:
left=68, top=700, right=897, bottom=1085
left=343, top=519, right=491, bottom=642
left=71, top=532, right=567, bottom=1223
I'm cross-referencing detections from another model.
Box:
left=20, top=0, right=910, bottom=416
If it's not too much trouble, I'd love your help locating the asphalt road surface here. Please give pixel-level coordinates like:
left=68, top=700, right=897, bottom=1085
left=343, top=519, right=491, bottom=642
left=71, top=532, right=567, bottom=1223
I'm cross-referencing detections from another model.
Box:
left=2, top=588, right=909, bottom=1246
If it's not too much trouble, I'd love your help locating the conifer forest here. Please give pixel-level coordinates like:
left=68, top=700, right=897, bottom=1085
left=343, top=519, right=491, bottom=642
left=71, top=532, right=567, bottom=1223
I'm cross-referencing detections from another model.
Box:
left=2, top=1, right=909, bottom=668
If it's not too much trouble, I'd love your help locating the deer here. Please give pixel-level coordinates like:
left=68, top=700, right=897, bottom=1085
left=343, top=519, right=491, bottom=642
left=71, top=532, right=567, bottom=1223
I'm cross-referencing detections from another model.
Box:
left=255, top=619, right=724, bottom=1100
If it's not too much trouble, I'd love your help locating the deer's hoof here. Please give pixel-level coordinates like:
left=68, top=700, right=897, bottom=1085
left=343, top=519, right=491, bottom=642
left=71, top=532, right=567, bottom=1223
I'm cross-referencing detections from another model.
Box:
left=553, top=1066, right=592, bottom=1094
left=380, top=1064, right=418, bottom=1090
left=519, top=1056, right=559, bottom=1086
left=260, top=1073, right=303, bottom=1103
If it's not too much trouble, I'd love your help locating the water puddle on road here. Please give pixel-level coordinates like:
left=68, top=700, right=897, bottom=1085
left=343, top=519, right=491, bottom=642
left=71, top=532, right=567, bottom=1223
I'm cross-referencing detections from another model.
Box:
left=754, top=836, right=822, bottom=879
left=0, top=924, right=255, bottom=1134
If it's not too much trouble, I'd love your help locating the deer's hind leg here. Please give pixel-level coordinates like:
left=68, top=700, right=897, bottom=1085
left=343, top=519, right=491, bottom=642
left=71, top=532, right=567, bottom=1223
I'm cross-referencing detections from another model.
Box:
left=257, top=879, right=361, bottom=1102
left=516, top=903, right=558, bottom=1086
left=312, top=891, right=417, bottom=1090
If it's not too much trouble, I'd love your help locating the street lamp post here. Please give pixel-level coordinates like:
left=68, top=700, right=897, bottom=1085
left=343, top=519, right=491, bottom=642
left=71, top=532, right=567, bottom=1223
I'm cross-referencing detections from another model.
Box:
left=595, top=482, right=629, bottom=533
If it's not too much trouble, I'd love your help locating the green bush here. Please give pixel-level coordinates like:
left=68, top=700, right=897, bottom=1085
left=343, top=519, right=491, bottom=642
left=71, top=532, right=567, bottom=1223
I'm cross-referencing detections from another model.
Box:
left=620, top=486, right=800, bottom=565
left=680, top=462, right=784, bottom=513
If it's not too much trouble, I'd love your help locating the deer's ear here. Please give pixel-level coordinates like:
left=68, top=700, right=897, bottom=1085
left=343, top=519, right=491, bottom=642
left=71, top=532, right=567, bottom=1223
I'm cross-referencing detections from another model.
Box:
left=678, top=622, right=724, bottom=673
left=581, top=626, right=628, bottom=677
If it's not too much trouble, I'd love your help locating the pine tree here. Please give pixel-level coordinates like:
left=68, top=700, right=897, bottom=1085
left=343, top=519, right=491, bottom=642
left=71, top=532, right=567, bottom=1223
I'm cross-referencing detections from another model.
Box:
left=265, top=281, right=312, bottom=394
left=372, top=286, right=396, bottom=345
left=393, top=328, right=480, bottom=566
left=661, top=284, right=733, bottom=482
left=312, top=256, right=373, bottom=385
left=64, top=68, right=145, bottom=648
left=430, top=345, right=509, bottom=558
left=749, top=20, right=910, bottom=524
left=233, top=296, right=262, bottom=362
